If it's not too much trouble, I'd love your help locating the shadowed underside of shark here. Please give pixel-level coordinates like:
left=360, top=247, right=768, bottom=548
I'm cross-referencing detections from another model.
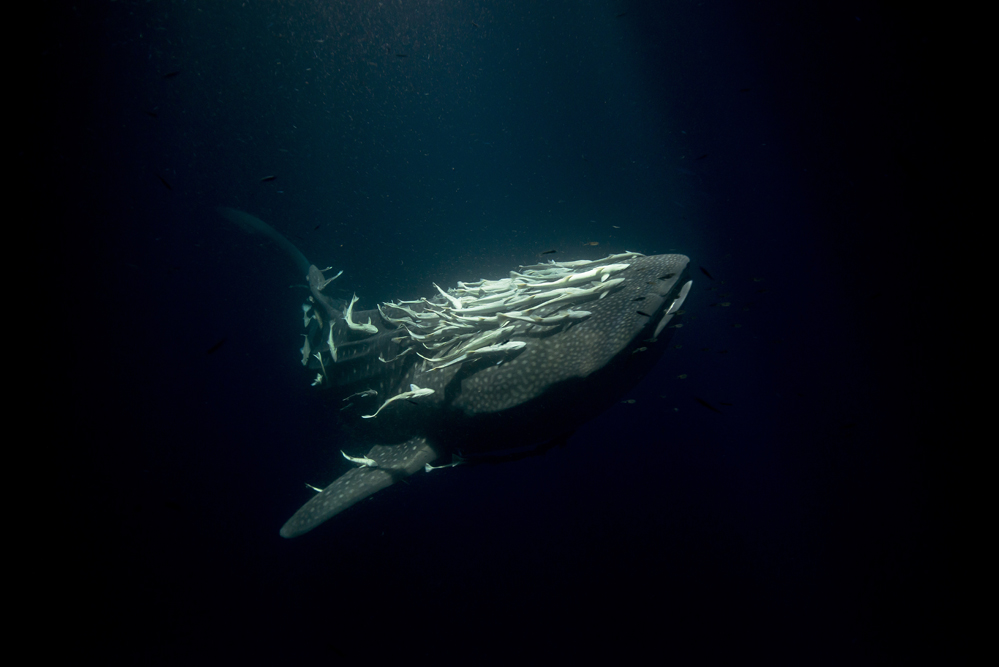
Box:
left=218, top=208, right=692, bottom=538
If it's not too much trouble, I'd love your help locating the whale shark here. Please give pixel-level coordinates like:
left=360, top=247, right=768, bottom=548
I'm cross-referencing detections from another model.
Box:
left=218, top=208, right=692, bottom=538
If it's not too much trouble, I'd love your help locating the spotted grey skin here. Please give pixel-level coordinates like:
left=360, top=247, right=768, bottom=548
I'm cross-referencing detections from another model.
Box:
left=281, top=439, right=439, bottom=538
left=281, top=252, right=690, bottom=538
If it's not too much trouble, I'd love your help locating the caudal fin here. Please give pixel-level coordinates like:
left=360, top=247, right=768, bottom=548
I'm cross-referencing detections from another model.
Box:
left=217, top=206, right=312, bottom=278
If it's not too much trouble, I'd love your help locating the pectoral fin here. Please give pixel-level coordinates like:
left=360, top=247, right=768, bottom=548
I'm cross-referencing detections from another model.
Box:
left=280, top=437, right=440, bottom=538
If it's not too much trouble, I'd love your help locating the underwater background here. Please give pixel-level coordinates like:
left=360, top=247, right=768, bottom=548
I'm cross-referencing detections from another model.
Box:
left=38, top=1, right=952, bottom=663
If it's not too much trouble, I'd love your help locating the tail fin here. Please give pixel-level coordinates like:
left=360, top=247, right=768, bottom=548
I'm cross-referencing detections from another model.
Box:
left=217, top=207, right=312, bottom=278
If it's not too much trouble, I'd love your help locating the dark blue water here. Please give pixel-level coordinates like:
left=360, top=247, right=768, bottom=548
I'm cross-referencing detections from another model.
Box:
left=42, top=1, right=950, bottom=663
